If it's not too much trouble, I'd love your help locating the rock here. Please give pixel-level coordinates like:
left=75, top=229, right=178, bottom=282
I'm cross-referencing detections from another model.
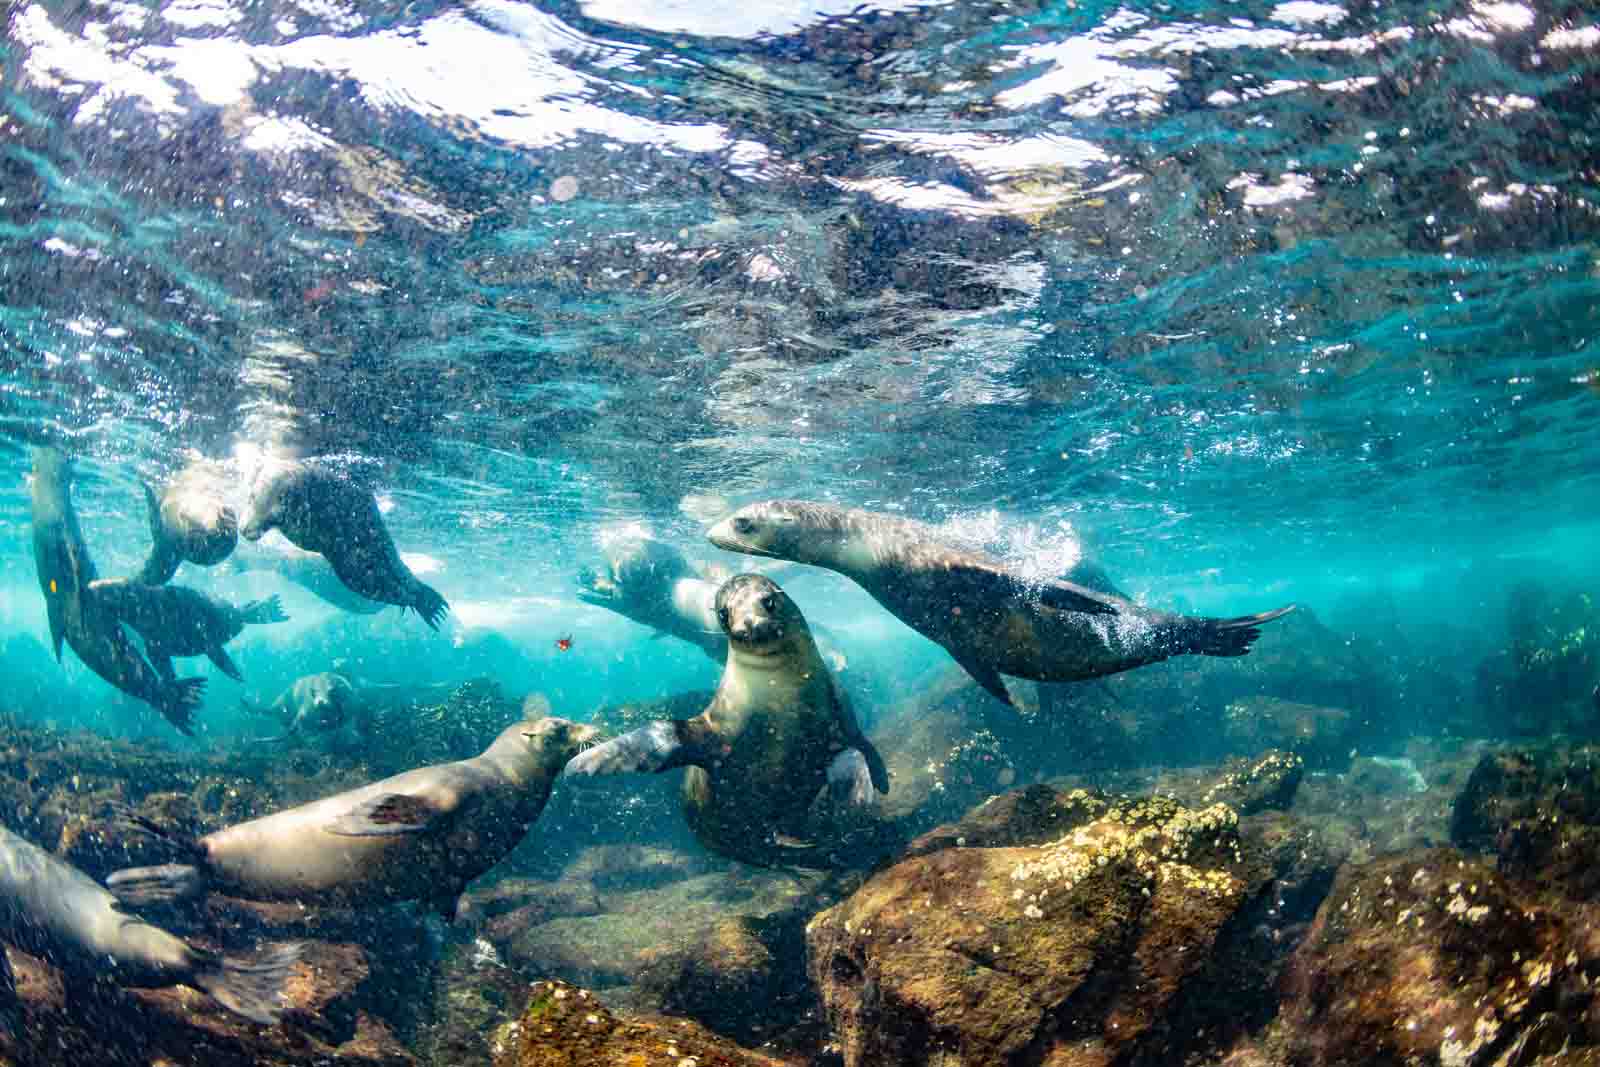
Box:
left=1277, top=848, right=1600, bottom=1067
left=1451, top=744, right=1600, bottom=900
left=807, top=790, right=1331, bottom=1067
left=491, top=978, right=790, bottom=1067
left=1220, top=697, right=1356, bottom=769
left=1155, top=750, right=1306, bottom=816
left=1476, top=583, right=1600, bottom=737
left=419, top=937, right=537, bottom=1067
left=636, top=910, right=825, bottom=1052
left=503, top=869, right=820, bottom=990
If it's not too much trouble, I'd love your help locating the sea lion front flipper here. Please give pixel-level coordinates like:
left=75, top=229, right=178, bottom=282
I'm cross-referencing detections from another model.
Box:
left=563, top=719, right=710, bottom=777
left=206, top=645, right=244, bottom=683
left=950, top=650, right=1015, bottom=707
left=324, top=792, right=449, bottom=836
left=135, top=482, right=182, bottom=586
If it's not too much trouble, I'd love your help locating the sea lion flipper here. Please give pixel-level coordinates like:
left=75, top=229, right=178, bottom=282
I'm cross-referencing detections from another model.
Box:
left=564, top=719, right=702, bottom=777
left=950, top=650, right=1014, bottom=707
left=324, top=792, right=447, bottom=836
left=206, top=645, right=243, bottom=683
left=134, top=482, right=182, bottom=586
left=192, top=942, right=304, bottom=1026
left=1185, top=603, right=1297, bottom=657
left=106, top=863, right=208, bottom=906
left=1034, top=577, right=1122, bottom=616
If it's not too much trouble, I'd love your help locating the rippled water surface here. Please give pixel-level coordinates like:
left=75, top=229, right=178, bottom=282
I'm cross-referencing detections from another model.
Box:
left=2, top=0, right=1598, bottom=683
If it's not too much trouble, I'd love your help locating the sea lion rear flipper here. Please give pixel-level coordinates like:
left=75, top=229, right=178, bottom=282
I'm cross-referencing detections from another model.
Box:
left=324, top=792, right=448, bottom=836
left=563, top=719, right=706, bottom=777
left=205, top=645, right=244, bottom=682
left=135, top=482, right=182, bottom=586
left=409, top=581, right=449, bottom=631
left=239, top=595, right=288, bottom=625
left=106, top=863, right=208, bottom=906
left=950, top=651, right=1014, bottom=708
left=192, top=942, right=304, bottom=1026
left=158, top=677, right=206, bottom=736
left=1185, top=603, right=1297, bottom=657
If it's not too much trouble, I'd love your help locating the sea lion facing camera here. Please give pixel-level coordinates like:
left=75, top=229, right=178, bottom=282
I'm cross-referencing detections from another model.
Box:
left=240, top=672, right=363, bottom=750
left=135, top=460, right=239, bottom=585
left=566, top=574, right=888, bottom=868
left=108, top=717, right=598, bottom=921
left=29, top=448, right=206, bottom=734
left=707, top=500, right=1295, bottom=707
left=0, top=823, right=299, bottom=1024
left=239, top=460, right=447, bottom=629
left=89, top=579, right=287, bottom=682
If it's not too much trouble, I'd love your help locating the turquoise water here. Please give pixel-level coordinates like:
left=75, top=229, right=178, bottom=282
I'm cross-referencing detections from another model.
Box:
left=0, top=0, right=1597, bottom=1055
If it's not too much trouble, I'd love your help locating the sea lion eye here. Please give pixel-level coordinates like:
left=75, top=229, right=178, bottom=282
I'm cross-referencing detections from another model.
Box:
left=760, top=594, right=776, bottom=613
left=717, top=605, right=730, bottom=625
left=733, top=516, right=756, bottom=535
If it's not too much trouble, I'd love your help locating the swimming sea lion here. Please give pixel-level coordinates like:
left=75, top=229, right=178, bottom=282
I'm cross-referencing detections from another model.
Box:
left=706, top=500, right=1296, bottom=707
left=29, top=448, right=206, bottom=734
left=576, top=537, right=727, bottom=659
left=240, top=672, right=363, bottom=750
left=0, top=823, right=299, bottom=1024
left=88, top=578, right=287, bottom=683
left=230, top=531, right=386, bottom=615
left=135, top=459, right=239, bottom=585
left=565, top=574, right=888, bottom=868
left=239, top=460, right=447, bottom=629
left=108, top=716, right=598, bottom=921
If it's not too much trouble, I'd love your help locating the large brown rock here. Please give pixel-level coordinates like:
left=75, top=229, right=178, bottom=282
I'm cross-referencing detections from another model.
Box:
left=1451, top=744, right=1600, bottom=901
left=806, top=789, right=1328, bottom=1067
left=490, top=978, right=793, bottom=1067
left=1276, top=848, right=1600, bottom=1067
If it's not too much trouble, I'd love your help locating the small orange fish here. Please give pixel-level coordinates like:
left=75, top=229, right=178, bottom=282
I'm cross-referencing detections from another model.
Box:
left=555, top=634, right=573, bottom=652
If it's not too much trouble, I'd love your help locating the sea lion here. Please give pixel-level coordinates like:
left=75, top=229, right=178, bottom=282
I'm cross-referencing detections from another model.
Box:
left=565, top=574, right=888, bottom=868
left=108, top=716, right=598, bottom=921
left=230, top=531, right=386, bottom=615
left=0, top=823, right=299, bottom=1024
left=134, top=459, right=239, bottom=585
left=239, top=460, right=447, bottom=629
left=29, top=448, right=206, bottom=734
left=240, top=672, right=363, bottom=750
left=576, top=537, right=727, bottom=659
left=88, top=579, right=287, bottom=683
left=706, top=500, right=1296, bottom=707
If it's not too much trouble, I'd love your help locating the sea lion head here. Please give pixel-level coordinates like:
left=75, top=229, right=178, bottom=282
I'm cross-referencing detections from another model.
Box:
left=170, top=492, right=239, bottom=564
left=239, top=461, right=309, bottom=542
left=706, top=500, right=847, bottom=565
left=714, top=573, right=808, bottom=656
left=293, top=672, right=353, bottom=733
left=502, top=715, right=603, bottom=773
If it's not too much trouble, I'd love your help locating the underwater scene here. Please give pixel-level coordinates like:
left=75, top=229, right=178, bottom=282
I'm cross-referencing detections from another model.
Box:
left=2, top=0, right=1599, bottom=1064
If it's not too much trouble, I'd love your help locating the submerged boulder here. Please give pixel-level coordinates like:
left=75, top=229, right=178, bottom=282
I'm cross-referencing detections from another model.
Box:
left=490, top=978, right=790, bottom=1067
left=1276, top=848, right=1600, bottom=1067
left=806, top=786, right=1337, bottom=1067
left=1451, top=744, right=1600, bottom=901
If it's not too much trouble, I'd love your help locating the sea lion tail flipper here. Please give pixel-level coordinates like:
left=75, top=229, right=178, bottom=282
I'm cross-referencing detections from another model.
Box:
left=411, top=581, right=449, bottom=631
left=134, top=482, right=182, bottom=586
left=950, top=652, right=1014, bottom=708
left=106, top=863, right=208, bottom=906
left=1187, top=604, right=1298, bottom=657
left=206, top=645, right=244, bottom=683
left=239, top=595, right=288, bottom=625
left=192, top=941, right=304, bottom=1025
left=161, top=677, right=206, bottom=735
left=563, top=719, right=698, bottom=777
left=323, top=792, right=445, bottom=836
